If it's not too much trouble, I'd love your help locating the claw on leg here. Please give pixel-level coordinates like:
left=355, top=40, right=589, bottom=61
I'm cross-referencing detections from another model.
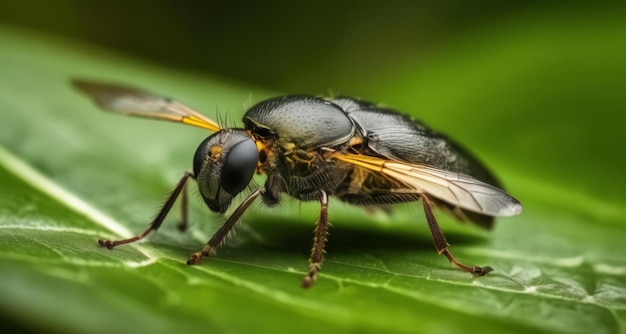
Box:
left=440, top=247, right=493, bottom=276
left=98, top=235, right=142, bottom=249
left=186, top=249, right=212, bottom=265
left=98, top=239, right=115, bottom=249
left=302, top=263, right=321, bottom=288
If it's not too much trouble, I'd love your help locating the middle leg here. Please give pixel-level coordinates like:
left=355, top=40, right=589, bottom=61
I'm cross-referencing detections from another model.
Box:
left=302, top=190, right=330, bottom=288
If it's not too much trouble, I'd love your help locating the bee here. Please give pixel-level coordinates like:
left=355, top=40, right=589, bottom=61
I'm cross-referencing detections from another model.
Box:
left=73, top=80, right=522, bottom=288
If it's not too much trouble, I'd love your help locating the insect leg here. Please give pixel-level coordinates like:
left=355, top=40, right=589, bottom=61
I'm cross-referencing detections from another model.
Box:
left=186, top=188, right=263, bottom=265
left=302, top=190, right=330, bottom=288
left=99, top=170, right=195, bottom=249
left=421, top=194, right=493, bottom=276
left=177, top=177, right=189, bottom=231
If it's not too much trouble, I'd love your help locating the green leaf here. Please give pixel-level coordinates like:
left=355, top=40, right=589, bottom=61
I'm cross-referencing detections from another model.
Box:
left=1, top=19, right=625, bottom=334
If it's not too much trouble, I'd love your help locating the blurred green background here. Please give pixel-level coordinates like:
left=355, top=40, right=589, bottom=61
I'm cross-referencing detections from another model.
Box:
left=1, top=1, right=626, bottom=333
left=2, top=0, right=624, bottom=200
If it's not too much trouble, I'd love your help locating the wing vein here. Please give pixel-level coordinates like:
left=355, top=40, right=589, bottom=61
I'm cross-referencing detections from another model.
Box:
left=332, top=153, right=522, bottom=217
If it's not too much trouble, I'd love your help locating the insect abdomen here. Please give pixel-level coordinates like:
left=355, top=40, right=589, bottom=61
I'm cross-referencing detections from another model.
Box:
left=333, top=97, right=501, bottom=188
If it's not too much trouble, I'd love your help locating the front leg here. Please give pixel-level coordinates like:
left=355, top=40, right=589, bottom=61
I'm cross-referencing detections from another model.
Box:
left=302, top=190, right=330, bottom=288
left=99, top=170, right=194, bottom=248
left=187, top=188, right=262, bottom=264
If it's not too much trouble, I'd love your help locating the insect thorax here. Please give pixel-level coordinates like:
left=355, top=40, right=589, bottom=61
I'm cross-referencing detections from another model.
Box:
left=260, top=141, right=352, bottom=202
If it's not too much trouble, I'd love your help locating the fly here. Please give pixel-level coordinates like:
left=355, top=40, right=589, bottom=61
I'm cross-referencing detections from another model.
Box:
left=72, top=80, right=523, bottom=288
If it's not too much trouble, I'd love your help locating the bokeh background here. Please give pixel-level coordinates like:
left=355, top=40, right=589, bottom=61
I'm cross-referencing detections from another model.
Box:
left=1, top=1, right=626, bottom=333
left=2, top=0, right=624, bottom=199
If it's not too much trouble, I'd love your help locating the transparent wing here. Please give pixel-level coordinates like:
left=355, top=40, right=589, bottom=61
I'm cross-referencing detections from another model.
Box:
left=72, top=79, right=221, bottom=131
left=332, top=153, right=522, bottom=217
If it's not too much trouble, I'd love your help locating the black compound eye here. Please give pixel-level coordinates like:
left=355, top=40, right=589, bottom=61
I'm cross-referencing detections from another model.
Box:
left=193, top=136, right=215, bottom=177
left=221, top=138, right=259, bottom=196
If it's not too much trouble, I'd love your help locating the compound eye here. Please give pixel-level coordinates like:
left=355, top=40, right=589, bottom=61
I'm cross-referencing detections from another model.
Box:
left=193, top=136, right=215, bottom=178
left=220, top=138, right=259, bottom=196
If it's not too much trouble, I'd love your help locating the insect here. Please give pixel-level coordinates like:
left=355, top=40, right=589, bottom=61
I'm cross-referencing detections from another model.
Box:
left=72, top=79, right=522, bottom=288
